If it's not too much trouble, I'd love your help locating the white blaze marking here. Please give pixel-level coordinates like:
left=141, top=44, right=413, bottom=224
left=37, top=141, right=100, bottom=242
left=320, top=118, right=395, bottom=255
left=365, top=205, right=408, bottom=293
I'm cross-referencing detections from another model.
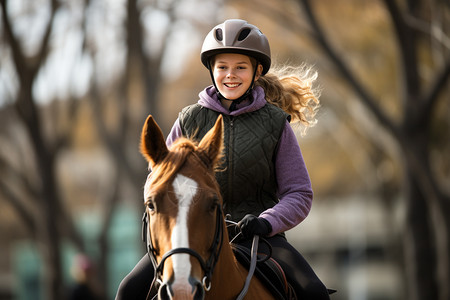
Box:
left=170, top=174, right=198, bottom=286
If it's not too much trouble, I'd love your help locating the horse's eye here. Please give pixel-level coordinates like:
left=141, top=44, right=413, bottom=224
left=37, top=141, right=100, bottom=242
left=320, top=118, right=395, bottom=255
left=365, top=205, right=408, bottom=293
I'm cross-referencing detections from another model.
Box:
left=209, top=197, right=219, bottom=213
left=146, top=198, right=156, bottom=212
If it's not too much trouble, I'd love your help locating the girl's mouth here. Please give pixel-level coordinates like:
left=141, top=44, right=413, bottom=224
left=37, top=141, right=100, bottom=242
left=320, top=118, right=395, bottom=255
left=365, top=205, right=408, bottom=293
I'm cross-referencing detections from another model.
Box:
left=224, top=83, right=241, bottom=88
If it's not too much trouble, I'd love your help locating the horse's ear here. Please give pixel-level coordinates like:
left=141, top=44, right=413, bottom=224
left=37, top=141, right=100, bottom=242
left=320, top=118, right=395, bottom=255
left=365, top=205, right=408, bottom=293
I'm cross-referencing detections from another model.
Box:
left=140, top=115, right=169, bottom=168
left=198, top=115, right=224, bottom=169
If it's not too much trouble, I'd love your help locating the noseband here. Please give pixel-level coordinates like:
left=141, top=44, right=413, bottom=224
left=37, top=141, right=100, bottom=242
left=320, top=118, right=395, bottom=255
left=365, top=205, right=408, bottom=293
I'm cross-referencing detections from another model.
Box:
left=142, top=202, right=224, bottom=292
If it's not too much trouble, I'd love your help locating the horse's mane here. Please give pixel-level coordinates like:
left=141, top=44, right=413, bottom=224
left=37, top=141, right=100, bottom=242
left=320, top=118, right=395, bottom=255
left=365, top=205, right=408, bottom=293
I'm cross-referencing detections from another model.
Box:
left=148, top=137, right=204, bottom=195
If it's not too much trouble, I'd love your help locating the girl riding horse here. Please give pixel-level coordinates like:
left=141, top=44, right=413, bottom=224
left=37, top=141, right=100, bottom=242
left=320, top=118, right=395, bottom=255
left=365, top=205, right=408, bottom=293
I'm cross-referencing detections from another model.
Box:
left=139, top=114, right=279, bottom=299
left=116, top=19, right=330, bottom=300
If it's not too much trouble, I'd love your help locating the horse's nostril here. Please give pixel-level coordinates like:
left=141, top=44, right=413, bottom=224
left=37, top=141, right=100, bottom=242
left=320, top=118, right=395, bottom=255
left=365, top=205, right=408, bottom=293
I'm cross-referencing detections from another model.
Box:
left=158, top=282, right=172, bottom=300
left=193, top=280, right=205, bottom=300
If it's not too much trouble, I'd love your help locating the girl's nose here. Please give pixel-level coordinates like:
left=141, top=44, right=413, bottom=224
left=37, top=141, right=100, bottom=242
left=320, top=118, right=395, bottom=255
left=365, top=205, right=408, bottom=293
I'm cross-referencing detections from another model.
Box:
left=226, top=69, right=236, bottom=78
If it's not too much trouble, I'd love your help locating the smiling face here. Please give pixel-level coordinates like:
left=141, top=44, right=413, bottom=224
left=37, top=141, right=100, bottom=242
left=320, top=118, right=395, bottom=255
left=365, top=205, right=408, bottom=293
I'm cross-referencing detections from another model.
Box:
left=212, top=53, right=262, bottom=102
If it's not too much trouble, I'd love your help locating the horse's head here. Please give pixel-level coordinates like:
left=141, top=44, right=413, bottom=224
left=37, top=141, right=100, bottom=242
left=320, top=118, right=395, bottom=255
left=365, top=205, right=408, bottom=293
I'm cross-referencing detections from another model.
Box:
left=140, top=115, right=224, bottom=300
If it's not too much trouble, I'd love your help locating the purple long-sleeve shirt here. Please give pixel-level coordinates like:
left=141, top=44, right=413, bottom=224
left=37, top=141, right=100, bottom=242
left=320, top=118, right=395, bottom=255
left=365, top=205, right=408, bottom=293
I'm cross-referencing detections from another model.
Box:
left=166, top=86, right=313, bottom=236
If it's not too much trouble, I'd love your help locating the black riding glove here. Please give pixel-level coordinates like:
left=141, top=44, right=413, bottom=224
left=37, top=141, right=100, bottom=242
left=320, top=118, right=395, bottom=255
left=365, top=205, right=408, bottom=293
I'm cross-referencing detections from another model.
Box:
left=237, top=214, right=272, bottom=239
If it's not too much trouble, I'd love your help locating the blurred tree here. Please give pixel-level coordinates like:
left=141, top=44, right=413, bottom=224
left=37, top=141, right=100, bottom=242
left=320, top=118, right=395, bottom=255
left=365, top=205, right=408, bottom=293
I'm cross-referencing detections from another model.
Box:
left=83, top=0, right=179, bottom=295
left=0, top=0, right=85, bottom=299
left=295, top=0, right=450, bottom=299
left=83, top=0, right=222, bottom=295
left=0, top=0, right=220, bottom=299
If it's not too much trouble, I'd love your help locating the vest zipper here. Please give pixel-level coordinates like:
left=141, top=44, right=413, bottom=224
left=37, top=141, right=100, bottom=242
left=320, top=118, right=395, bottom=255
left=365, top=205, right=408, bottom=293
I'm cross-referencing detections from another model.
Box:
left=228, top=117, right=234, bottom=206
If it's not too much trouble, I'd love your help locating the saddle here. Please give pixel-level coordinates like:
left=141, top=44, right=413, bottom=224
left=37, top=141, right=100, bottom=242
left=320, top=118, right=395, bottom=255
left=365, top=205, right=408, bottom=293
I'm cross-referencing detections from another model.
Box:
left=232, top=243, right=297, bottom=300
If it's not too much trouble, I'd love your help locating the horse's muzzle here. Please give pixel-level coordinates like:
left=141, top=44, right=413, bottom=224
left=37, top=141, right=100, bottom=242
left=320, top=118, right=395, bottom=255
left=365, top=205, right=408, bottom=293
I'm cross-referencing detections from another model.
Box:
left=158, top=277, right=204, bottom=300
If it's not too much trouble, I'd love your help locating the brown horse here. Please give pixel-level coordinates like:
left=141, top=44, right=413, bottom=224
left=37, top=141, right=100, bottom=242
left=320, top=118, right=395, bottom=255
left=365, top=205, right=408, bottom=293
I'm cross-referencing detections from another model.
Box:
left=140, top=114, right=275, bottom=300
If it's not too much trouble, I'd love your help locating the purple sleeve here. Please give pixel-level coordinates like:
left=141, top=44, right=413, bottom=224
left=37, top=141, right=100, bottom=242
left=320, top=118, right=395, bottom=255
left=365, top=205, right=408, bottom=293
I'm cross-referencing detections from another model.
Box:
left=259, top=121, right=313, bottom=235
left=166, top=118, right=183, bottom=147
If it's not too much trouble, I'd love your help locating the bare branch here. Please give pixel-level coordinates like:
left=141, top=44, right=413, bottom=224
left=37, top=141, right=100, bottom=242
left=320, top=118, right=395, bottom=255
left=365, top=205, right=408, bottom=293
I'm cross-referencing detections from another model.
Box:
left=384, top=0, right=423, bottom=98
left=404, top=14, right=450, bottom=51
left=0, top=0, right=27, bottom=80
left=297, top=0, right=400, bottom=138
left=89, top=81, right=141, bottom=183
left=0, top=180, right=37, bottom=238
left=32, top=0, right=59, bottom=76
left=420, top=59, right=450, bottom=123
left=0, top=154, right=39, bottom=200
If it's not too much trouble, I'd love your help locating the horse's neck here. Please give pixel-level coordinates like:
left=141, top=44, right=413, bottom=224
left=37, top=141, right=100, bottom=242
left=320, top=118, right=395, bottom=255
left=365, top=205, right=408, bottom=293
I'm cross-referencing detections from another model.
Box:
left=207, top=237, right=248, bottom=299
left=207, top=226, right=275, bottom=300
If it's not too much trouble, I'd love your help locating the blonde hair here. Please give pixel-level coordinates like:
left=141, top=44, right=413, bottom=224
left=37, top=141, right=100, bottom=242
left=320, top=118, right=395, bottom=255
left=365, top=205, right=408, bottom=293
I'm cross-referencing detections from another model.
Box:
left=256, top=64, right=320, bottom=134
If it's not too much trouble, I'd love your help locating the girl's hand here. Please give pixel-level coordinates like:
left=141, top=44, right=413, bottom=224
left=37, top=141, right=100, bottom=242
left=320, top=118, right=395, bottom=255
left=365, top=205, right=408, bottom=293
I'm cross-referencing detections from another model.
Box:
left=237, top=214, right=272, bottom=239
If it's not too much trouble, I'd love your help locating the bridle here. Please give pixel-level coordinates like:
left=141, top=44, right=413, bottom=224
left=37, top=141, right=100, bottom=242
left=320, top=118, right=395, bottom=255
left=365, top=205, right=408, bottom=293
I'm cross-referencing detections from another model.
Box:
left=142, top=201, right=225, bottom=293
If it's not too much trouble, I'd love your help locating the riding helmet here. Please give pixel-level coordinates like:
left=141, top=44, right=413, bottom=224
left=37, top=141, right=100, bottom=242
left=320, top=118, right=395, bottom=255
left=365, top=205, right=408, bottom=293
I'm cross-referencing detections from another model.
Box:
left=201, top=19, right=271, bottom=75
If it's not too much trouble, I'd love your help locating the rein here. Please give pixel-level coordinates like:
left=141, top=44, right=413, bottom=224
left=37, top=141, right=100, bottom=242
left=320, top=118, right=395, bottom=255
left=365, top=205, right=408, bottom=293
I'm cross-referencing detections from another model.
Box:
left=236, top=235, right=259, bottom=300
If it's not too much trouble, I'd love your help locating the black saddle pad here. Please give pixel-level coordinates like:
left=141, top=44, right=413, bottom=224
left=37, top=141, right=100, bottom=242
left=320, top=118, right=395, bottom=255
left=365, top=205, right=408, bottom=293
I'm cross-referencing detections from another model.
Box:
left=232, top=243, right=295, bottom=300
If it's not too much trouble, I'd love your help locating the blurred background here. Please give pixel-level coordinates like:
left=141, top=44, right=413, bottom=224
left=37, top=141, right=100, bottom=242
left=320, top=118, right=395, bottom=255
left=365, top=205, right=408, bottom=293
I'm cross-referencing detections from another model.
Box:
left=0, top=0, right=449, bottom=299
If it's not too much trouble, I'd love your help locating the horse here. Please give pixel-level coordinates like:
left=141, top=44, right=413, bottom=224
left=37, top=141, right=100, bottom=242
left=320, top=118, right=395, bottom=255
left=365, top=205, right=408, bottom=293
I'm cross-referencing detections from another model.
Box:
left=140, top=114, right=276, bottom=300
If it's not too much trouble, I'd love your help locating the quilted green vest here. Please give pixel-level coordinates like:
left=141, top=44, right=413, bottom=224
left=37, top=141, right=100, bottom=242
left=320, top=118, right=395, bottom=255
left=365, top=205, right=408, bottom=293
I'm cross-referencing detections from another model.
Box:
left=179, top=103, right=289, bottom=222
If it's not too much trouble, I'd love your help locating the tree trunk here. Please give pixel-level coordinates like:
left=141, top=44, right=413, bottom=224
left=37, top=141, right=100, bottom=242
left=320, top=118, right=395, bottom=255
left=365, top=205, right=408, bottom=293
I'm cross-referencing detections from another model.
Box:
left=17, top=86, right=65, bottom=299
left=403, top=167, right=437, bottom=300
left=433, top=197, right=450, bottom=300
left=41, top=168, right=64, bottom=300
left=401, top=125, right=449, bottom=300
